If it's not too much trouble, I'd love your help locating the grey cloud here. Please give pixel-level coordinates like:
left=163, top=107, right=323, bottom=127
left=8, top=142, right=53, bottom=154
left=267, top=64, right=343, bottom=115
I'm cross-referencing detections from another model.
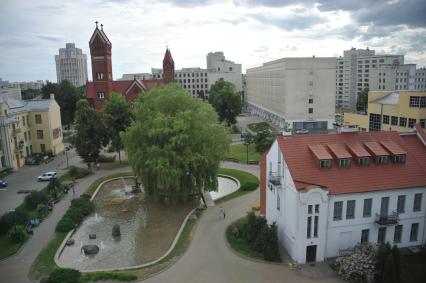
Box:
left=250, top=13, right=326, bottom=30
left=37, top=35, right=64, bottom=42
left=159, top=0, right=215, bottom=7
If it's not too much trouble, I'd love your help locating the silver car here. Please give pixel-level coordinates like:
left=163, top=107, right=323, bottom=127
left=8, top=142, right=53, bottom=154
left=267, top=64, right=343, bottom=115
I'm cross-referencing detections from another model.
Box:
left=38, top=171, right=57, bottom=181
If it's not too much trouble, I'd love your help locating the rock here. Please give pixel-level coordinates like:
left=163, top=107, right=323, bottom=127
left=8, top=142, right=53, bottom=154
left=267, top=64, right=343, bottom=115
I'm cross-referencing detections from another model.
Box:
left=66, top=239, right=75, bottom=246
left=89, top=234, right=96, bottom=239
left=112, top=224, right=121, bottom=237
left=82, top=245, right=99, bottom=255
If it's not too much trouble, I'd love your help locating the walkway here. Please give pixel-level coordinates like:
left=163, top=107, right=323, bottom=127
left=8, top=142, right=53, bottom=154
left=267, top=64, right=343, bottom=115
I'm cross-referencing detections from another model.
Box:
left=0, top=165, right=132, bottom=283
left=143, top=162, right=343, bottom=283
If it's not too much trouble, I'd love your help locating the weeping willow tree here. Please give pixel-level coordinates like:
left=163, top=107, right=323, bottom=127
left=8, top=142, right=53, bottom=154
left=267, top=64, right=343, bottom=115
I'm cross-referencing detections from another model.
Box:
left=122, top=84, right=229, bottom=204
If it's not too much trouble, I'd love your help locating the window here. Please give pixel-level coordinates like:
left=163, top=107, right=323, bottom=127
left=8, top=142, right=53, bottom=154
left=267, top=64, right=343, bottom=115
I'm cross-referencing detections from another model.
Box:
left=369, top=113, right=381, bottom=131
left=378, top=227, right=386, bottom=244
left=334, top=201, right=343, bottom=220
left=96, top=72, right=104, bottom=80
left=320, top=159, right=332, bottom=168
left=277, top=193, right=280, bottom=211
left=315, top=204, right=319, bottom=213
left=383, top=115, right=389, bottom=124
left=361, top=229, right=369, bottom=244
left=409, top=96, right=420, bottom=107
left=36, top=130, right=44, bottom=139
left=391, top=116, right=398, bottom=126
left=363, top=198, right=372, bottom=217
left=28, top=131, right=31, bottom=140
left=408, top=118, right=416, bottom=128
left=35, top=114, right=42, bottom=124
left=410, top=223, right=419, bottom=241
left=358, top=157, right=369, bottom=166
left=394, top=225, right=403, bottom=243
left=24, top=132, right=27, bottom=141
left=314, top=216, right=319, bottom=237
left=309, top=98, right=313, bottom=104
left=421, top=97, right=426, bottom=107
left=377, top=156, right=389, bottom=164
left=397, top=195, right=406, bottom=213
left=98, top=92, right=105, bottom=99
left=346, top=200, right=355, bottom=219
left=307, top=217, right=311, bottom=238
left=308, top=108, right=313, bottom=114
left=22, top=116, right=25, bottom=126
left=339, top=158, right=351, bottom=168
left=308, top=205, right=312, bottom=214
left=394, top=154, right=406, bottom=164
left=413, top=193, right=422, bottom=211
left=40, top=144, right=46, bottom=153
left=399, top=117, right=407, bottom=127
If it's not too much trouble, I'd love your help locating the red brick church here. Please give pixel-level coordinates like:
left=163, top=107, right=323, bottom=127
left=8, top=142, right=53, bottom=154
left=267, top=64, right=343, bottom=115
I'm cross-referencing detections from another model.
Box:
left=86, top=22, right=175, bottom=111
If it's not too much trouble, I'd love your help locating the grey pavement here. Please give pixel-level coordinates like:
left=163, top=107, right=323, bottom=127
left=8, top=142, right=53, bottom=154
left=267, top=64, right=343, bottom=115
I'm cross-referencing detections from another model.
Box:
left=143, top=162, right=343, bottom=283
left=0, top=148, right=81, bottom=215
left=0, top=165, right=132, bottom=283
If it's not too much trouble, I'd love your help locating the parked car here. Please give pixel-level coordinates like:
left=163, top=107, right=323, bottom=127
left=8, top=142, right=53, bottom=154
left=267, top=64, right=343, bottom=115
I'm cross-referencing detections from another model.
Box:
left=25, top=156, right=42, bottom=165
left=0, top=179, right=7, bottom=187
left=37, top=171, right=57, bottom=182
left=295, top=129, right=309, bottom=134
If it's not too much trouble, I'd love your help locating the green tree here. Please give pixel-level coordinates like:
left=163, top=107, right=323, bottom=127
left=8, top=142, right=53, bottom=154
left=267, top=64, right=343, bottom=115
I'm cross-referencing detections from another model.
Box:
left=243, top=132, right=255, bottom=164
left=357, top=87, right=369, bottom=112
left=254, top=130, right=275, bottom=152
left=21, top=89, right=42, bottom=100
left=209, top=79, right=241, bottom=126
left=74, top=100, right=108, bottom=168
left=104, top=93, right=133, bottom=162
left=41, top=82, right=58, bottom=99
left=122, top=84, right=229, bottom=204
left=383, top=255, right=398, bottom=283
left=391, top=245, right=401, bottom=283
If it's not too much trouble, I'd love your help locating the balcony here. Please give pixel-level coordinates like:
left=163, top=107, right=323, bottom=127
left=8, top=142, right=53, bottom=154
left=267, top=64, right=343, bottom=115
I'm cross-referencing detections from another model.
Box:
left=268, top=172, right=281, bottom=187
left=375, top=211, right=399, bottom=226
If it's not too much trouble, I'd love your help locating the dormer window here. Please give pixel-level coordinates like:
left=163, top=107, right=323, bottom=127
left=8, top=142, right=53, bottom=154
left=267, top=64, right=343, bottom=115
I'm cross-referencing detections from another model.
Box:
left=377, top=155, right=388, bottom=164
left=320, top=159, right=332, bottom=168
left=358, top=157, right=369, bottom=166
left=98, top=92, right=105, bottom=99
left=339, top=158, right=351, bottom=168
left=394, top=154, right=406, bottom=164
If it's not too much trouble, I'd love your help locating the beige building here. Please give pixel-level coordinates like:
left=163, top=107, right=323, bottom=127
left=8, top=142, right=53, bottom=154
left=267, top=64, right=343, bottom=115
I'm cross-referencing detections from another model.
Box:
left=246, top=57, right=336, bottom=130
left=0, top=94, right=64, bottom=170
left=343, top=91, right=426, bottom=132
left=55, top=43, right=88, bottom=87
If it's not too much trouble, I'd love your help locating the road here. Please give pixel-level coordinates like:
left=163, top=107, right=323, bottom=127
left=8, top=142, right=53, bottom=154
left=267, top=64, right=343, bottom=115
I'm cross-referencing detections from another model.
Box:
left=0, top=148, right=80, bottom=215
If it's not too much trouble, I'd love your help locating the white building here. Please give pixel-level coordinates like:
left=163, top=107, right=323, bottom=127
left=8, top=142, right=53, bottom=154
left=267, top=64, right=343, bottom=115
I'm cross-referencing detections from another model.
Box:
left=55, top=43, right=88, bottom=87
left=262, top=129, right=426, bottom=264
left=206, top=52, right=242, bottom=92
left=0, top=87, right=22, bottom=100
left=416, top=67, right=426, bottom=91
left=336, top=48, right=404, bottom=110
left=369, top=64, right=417, bottom=92
left=246, top=57, right=336, bottom=130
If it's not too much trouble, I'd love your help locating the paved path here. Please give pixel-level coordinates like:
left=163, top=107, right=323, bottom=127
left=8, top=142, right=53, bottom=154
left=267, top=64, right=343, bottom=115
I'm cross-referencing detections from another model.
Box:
left=0, top=165, right=132, bottom=283
left=143, top=162, right=343, bottom=283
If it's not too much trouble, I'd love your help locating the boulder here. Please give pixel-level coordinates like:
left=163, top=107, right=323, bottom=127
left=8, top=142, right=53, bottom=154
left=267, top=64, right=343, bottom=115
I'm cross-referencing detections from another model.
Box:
left=112, top=224, right=121, bottom=237
left=82, top=245, right=99, bottom=255
left=66, top=239, right=75, bottom=246
left=89, top=234, right=96, bottom=239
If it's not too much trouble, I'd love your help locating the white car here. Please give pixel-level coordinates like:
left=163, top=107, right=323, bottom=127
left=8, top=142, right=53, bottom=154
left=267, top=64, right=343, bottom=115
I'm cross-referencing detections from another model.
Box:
left=38, top=171, right=57, bottom=181
left=296, top=129, right=309, bottom=134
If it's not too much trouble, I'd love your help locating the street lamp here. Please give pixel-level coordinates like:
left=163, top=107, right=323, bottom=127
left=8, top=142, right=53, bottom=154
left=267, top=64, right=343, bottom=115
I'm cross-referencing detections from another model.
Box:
left=243, top=132, right=254, bottom=164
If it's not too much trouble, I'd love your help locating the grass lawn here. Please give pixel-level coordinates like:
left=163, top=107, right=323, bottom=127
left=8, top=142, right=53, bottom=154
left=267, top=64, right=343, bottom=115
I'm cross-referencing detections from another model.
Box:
left=99, top=160, right=129, bottom=170
left=215, top=168, right=259, bottom=204
left=247, top=122, right=275, bottom=133
left=400, top=252, right=426, bottom=283
left=226, top=217, right=263, bottom=260
left=226, top=144, right=259, bottom=163
left=0, top=234, right=25, bottom=260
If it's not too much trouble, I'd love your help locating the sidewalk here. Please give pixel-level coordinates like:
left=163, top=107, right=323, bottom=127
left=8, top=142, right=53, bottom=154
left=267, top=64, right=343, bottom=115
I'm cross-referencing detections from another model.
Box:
left=0, top=165, right=132, bottom=283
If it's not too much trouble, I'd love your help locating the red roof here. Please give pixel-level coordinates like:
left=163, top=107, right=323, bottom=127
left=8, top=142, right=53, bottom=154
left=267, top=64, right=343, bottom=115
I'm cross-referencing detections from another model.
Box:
left=381, top=141, right=406, bottom=155
left=347, top=142, right=371, bottom=158
left=328, top=144, right=352, bottom=159
left=308, top=144, right=332, bottom=160
left=364, top=141, right=389, bottom=156
left=86, top=79, right=163, bottom=100
left=276, top=131, right=426, bottom=195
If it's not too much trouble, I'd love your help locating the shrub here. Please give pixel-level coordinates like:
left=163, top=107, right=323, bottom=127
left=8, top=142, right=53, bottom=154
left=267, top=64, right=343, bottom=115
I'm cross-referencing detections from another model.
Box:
left=64, top=210, right=84, bottom=224
left=245, top=212, right=266, bottom=244
left=240, top=182, right=258, bottom=191
left=337, top=243, right=377, bottom=282
left=24, top=191, right=48, bottom=210
left=48, top=268, right=81, bottom=283
left=68, top=166, right=90, bottom=179
left=36, top=203, right=48, bottom=219
left=262, top=222, right=281, bottom=262
left=81, top=272, right=137, bottom=282
left=14, top=207, right=30, bottom=226
left=0, top=212, right=15, bottom=235
left=97, top=154, right=116, bottom=163
left=70, top=198, right=94, bottom=216
left=8, top=225, right=27, bottom=243
left=55, top=217, right=74, bottom=233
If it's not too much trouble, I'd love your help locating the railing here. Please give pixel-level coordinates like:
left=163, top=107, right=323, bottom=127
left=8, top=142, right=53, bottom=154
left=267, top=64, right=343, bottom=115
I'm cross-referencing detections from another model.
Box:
left=268, top=172, right=281, bottom=187
left=375, top=211, right=399, bottom=225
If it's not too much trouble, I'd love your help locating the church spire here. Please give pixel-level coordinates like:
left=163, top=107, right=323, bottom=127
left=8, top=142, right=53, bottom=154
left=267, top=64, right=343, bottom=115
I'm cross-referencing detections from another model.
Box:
left=162, top=47, right=175, bottom=84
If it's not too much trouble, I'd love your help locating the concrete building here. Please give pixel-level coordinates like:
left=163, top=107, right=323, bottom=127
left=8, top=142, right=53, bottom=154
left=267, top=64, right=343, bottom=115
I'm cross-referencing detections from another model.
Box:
left=416, top=67, right=426, bottom=91
left=206, top=52, right=242, bottom=92
left=55, top=43, right=88, bottom=87
left=343, top=91, right=426, bottom=131
left=7, top=80, right=44, bottom=90
left=0, top=94, right=64, bottom=170
left=369, top=64, right=416, bottom=91
left=246, top=57, right=336, bottom=130
left=336, top=48, right=404, bottom=110
left=0, top=87, right=22, bottom=100
left=261, top=129, right=426, bottom=264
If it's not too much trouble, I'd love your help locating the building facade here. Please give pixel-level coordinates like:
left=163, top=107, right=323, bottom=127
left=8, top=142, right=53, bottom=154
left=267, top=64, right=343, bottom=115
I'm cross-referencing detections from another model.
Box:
left=262, top=130, right=426, bottom=264
left=336, top=48, right=404, bottom=110
left=416, top=67, right=426, bottom=90
left=0, top=94, right=64, bottom=170
left=246, top=57, right=336, bottom=130
left=369, top=64, right=416, bottom=92
left=343, top=91, right=426, bottom=131
left=55, top=43, right=88, bottom=87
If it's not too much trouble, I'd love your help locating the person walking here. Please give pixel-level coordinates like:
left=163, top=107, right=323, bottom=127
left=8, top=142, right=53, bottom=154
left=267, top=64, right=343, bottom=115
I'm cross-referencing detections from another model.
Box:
left=219, top=206, right=226, bottom=219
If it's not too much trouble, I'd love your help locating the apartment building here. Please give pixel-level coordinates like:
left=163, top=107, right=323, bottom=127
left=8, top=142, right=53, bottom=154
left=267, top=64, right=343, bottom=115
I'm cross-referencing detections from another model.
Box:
left=246, top=57, right=336, bottom=130
left=55, top=43, right=88, bottom=87
left=261, top=130, right=426, bottom=264
left=0, top=94, right=64, bottom=170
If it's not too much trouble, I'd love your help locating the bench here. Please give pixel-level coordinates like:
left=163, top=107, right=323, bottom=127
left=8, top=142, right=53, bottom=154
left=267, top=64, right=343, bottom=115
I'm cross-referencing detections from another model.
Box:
left=247, top=160, right=259, bottom=165
left=224, top=158, right=240, bottom=163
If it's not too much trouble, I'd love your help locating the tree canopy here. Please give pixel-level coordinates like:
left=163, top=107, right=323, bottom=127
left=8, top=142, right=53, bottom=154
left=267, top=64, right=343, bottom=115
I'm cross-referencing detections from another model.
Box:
left=209, top=79, right=241, bottom=126
left=122, top=84, right=229, bottom=204
left=104, top=93, right=133, bottom=162
left=74, top=99, right=108, bottom=166
left=356, top=87, right=369, bottom=112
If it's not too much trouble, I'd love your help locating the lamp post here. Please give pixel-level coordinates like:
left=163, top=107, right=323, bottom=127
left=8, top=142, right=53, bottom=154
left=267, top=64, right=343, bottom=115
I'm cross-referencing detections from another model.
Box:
left=242, top=132, right=254, bottom=165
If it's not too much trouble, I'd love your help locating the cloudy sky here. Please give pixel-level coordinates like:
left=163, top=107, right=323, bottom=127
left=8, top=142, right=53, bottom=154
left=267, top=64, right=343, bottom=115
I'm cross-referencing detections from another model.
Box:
left=0, top=0, right=425, bottom=82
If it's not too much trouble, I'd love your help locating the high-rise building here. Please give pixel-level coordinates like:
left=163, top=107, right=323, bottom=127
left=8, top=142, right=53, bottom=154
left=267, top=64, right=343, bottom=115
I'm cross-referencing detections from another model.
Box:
left=416, top=67, right=426, bottom=91
left=206, top=52, right=242, bottom=92
left=246, top=57, right=336, bottom=130
left=336, top=48, right=404, bottom=110
left=55, top=43, right=88, bottom=87
left=369, top=64, right=416, bottom=92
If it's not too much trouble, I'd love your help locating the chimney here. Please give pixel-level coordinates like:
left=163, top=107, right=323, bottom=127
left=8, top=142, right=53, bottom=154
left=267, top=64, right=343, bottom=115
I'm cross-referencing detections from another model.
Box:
left=50, top=93, right=55, bottom=100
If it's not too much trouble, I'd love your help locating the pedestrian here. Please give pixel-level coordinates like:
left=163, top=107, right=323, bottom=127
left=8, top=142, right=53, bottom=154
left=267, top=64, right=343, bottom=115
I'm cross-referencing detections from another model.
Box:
left=219, top=206, right=226, bottom=219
